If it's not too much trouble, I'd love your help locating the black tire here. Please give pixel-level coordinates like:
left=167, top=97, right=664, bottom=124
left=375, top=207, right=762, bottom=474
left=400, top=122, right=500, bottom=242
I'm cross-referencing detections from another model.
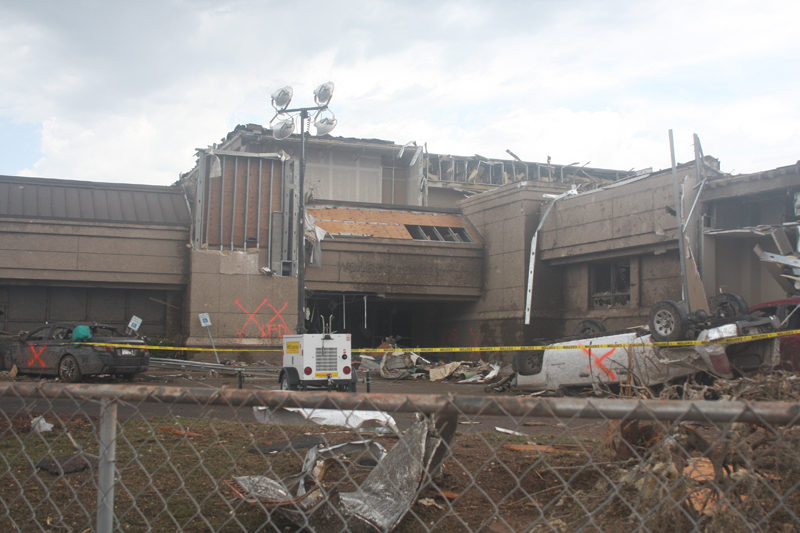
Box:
left=709, top=293, right=750, bottom=318
left=349, top=381, right=357, bottom=393
left=572, top=319, right=607, bottom=336
left=280, top=373, right=298, bottom=391
left=649, top=300, right=689, bottom=342
left=59, top=355, right=83, bottom=383
left=513, top=342, right=545, bottom=376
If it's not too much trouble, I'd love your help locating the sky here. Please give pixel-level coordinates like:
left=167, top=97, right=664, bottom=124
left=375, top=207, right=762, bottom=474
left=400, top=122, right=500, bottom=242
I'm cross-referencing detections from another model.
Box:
left=0, top=0, right=798, bottom=186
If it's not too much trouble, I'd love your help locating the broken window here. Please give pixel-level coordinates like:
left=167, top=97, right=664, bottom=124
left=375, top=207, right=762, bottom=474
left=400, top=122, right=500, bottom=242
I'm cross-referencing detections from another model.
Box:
left=590, top=260, right=630, bottom=308
left=405, top=225, right=474, bottom=243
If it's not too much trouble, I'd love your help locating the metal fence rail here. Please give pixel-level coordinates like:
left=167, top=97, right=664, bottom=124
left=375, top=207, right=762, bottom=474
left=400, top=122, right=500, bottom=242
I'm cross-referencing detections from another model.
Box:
left=1, top=382, right=799, bottom=532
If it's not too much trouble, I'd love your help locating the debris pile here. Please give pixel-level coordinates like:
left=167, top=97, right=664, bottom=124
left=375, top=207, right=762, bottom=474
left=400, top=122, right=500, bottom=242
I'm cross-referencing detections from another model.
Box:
left=360, top=351, right=513, bottom=387
left=230, top=412, right=458, bottom=533
left=357, top=338, right=514, bottom=388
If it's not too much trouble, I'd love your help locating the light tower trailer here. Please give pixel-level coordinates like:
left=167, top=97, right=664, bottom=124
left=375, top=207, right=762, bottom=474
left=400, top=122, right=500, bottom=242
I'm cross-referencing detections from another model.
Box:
left=279, top=333, right=357, bottom=392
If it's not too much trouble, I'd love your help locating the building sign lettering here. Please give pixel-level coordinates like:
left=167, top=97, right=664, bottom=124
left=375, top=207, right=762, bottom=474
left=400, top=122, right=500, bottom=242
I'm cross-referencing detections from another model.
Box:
left=338, top=261, right=437, bottom=277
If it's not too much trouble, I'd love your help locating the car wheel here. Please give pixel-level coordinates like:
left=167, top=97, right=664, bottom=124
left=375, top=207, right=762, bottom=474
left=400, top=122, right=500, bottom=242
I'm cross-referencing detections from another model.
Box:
left=649, top=300, right=689, bottom=342
left=709, top=293, right=750, bottom=318
left=572, top=319, right=607, bottom=336
left=513, top=343, right=545, bottom=376
left=280, top=374, right=298, bottom=391
left=59, top=355, right=83, bottom=383
left=349, top=381, right=357, bottom=393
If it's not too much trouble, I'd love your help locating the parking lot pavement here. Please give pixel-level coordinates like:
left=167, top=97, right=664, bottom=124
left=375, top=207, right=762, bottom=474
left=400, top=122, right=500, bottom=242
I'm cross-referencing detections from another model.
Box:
left=0, top=370, right=608, bottom=438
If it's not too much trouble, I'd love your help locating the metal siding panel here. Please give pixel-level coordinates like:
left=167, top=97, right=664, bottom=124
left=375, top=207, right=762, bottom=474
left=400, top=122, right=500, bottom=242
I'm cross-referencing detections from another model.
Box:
left=159, top=194, right=178, bottom=225
left=51, top=187, right=67, bottom=218
left=106, top=190, right=123, bottom=221
left=22, top=185, right=38, bottom=216
left=8, top=183, right=23, bottom=215
left=173, top=193, right=191, bottom=225
left=37, top=185, right=53, bottom=218
left=65, top=188, right=81, bottom=218
left=131, top=192, right=150, bottom=222
left=145, top=193, right=165, bottom=224
left=78, top=188, right=95, bottom=219
left=49, top=287, right=88, bottom=321
left=87, top=289, right=127, bottom=323
left=0, top=182, right=8, bottom=215
left=7, top=286, right=47, bottom=320
left=118, top=191, right=138, bottom=221
left=92, top=189, right=110, bottom=220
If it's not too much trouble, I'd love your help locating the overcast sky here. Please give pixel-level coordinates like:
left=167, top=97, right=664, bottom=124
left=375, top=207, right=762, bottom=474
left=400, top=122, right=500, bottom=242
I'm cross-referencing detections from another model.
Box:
left=1, top=0, right=798, bottom=186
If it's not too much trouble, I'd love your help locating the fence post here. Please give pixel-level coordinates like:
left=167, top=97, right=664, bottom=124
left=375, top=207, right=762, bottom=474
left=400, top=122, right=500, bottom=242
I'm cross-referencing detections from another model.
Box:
left=97, top=398, right=118, bottom=533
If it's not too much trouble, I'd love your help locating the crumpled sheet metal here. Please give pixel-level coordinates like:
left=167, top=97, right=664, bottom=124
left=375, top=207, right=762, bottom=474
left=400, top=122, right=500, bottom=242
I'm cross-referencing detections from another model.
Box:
left=231, top=412, right=458, bottom=532
left=379, top=351, right=419, bottom=380
left=252, top=406, right=399, bottom=432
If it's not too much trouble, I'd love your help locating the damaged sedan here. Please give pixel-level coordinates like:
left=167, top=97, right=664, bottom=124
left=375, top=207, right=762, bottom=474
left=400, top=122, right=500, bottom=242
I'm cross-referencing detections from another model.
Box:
left=0, top=322, right=149, bottom=382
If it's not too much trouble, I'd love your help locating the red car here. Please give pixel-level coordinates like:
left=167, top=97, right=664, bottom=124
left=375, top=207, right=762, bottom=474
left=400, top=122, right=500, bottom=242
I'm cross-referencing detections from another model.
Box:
left=750, top=298, right=800, bottom=370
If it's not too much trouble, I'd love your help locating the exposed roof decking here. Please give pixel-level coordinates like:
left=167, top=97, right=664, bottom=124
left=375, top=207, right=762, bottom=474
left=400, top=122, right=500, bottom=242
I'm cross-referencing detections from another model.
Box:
left=307, top=206, right=481, bottom=242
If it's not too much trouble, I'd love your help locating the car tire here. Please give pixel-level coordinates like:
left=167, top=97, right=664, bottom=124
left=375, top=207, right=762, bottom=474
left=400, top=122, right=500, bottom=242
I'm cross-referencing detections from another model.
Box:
left=59, top=355, right=83, bottom=383
left=513, top=342, right=545, bottom=376
left=349, top=381, right=357, bottom=393
left=649, top=300, right=689, bottom=342
left=709, top=293, right=750, bottom=318
left=572, top=319, right=607, bottom=336
left=280, top=374, right=298, bottom=391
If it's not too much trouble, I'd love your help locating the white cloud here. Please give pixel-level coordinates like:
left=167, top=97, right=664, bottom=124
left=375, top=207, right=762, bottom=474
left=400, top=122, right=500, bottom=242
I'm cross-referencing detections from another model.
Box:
left=1, top=0, right=799, bottom=184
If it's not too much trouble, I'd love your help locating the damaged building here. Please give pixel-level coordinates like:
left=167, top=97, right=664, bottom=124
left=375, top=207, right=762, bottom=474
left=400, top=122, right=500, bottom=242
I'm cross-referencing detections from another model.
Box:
left=1, top=123, right=798, bottom=361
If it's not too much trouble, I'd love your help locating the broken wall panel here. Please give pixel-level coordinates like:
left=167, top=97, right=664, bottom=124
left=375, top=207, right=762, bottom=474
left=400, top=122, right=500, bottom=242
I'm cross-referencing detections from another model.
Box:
left=202, top=155, right=282, bottom=250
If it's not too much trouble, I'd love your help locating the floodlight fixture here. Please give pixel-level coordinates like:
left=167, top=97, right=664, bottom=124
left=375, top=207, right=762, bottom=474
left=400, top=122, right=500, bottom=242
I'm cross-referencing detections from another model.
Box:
left=313, top=82, right=334, bottom=106
left=270, top=114, right=295, bottom=140
left=271, top=86, right=293, bottom=111
left=313, top=113, right=337, bottom=136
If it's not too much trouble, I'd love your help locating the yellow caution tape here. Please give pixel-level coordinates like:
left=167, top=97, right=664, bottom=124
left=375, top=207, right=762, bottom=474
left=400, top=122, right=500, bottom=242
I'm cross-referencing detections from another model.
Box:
left=74, top=328, right=800, bottom=354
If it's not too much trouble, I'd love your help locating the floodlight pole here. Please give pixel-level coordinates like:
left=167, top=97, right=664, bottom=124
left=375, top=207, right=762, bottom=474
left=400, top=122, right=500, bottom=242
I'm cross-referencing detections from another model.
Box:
left=297, top=108, right=309, bottom=333
left=285, top=104, right=327, bottom=334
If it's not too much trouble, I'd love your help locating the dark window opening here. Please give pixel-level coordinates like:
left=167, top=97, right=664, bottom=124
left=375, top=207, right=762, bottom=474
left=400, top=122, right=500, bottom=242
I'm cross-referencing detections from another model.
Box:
left=405, top=225, right=474, bottom=243
left=591, top=260, right=630, bottom=308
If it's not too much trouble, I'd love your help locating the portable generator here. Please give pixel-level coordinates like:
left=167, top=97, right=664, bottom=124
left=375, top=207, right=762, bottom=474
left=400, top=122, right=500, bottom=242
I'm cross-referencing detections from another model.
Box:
left=279, top=332, right=357, bottom=392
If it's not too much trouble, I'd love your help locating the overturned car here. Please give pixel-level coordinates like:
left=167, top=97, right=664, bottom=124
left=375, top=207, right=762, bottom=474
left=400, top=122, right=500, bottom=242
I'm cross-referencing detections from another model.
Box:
left=515, top=299, right=781, bottom=395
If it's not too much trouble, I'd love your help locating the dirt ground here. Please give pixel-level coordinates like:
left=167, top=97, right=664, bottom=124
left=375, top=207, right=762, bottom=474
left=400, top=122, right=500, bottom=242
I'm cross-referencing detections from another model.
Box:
left=3, top=365, right=799, bottom=531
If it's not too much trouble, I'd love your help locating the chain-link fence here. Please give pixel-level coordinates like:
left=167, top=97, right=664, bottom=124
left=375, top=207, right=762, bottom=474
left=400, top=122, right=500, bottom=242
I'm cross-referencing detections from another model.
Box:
left=1, top=381, right=799, bottom=532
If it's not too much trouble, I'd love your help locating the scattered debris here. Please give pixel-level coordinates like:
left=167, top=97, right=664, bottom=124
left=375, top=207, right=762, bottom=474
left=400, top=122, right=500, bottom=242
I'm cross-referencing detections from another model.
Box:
left=504, top=443, right=594, bottom=454
left=230, top=412, right=458, bottom=532
left=157, top=427, right=202, bottom=438
left=418, top=498, right=444, bottom=510
left=495, top=427, right=527, bottom=437
left=429, top=362, right=461, bottom=382
left=30, top=416, right=53, bottom=434
left=35, top=454, right=96, bottom=475
left=253, top=406, right=399, bottom=432
left=249, top=435, right=326, bottom=455
left=380, top=351, right=421, bottom=380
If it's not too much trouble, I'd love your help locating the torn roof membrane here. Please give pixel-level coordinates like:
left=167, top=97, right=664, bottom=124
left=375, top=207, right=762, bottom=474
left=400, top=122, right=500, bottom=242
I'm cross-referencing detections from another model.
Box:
left=306, top=206, right=480, bottom=242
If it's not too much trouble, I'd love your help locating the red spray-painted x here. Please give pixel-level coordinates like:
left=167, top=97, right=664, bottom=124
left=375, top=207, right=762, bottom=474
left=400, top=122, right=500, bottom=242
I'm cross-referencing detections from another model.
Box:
left=237, top=298, right=292, bottom=338
left=581, top=345, right=617, bottom=381
left=27, top=345, right=46, bottom=368
left=236, top=298, right=269, bottom=338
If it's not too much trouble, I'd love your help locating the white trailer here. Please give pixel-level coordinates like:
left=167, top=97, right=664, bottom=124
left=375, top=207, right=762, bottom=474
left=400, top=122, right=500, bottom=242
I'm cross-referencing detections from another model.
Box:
left=279, top=333, right=357, bottom=392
